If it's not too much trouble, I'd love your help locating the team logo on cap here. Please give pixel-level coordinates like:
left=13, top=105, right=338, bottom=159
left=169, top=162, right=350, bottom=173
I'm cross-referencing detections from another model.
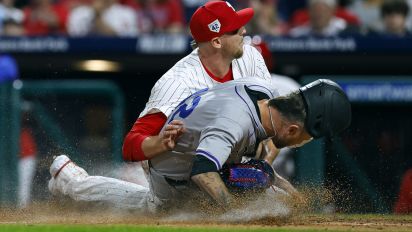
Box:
left=208, top=19, right=221, bottom=33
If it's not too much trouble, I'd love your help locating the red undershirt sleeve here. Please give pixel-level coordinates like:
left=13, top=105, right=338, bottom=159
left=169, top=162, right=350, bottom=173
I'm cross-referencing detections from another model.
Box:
left=122, top=112, right=167, bottom=161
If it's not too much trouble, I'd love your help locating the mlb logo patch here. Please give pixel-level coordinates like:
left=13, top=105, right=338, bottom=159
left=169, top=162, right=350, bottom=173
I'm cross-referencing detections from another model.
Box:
left=208, top=19, right=221, bottom=33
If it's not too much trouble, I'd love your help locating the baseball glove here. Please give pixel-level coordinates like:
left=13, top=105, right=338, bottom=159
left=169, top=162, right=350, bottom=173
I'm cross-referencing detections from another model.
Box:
left=219, top=159, right=275, bottom=192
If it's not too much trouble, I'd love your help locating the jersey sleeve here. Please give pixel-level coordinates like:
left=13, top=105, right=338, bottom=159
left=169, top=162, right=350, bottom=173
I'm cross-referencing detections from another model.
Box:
left=122, top=112, right=167, bottom=161
left=195, top=117, right=245, bottom=170
left=139, top=77, right=191, bottom=118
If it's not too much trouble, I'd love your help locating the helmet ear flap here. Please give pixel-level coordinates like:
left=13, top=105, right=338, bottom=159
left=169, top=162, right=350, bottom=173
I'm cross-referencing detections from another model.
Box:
left=314, top=115, right=323, bottom=132
left=309, top=114, right=323, bottom=137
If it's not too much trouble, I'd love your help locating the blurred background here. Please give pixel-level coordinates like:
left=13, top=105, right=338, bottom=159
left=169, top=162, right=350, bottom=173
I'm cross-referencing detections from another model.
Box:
left=1, top=0, right=412, bottom=214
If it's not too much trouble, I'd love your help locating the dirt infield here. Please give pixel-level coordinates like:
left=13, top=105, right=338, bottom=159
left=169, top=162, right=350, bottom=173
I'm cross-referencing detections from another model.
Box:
left=1, top=202, right=412, bottom=231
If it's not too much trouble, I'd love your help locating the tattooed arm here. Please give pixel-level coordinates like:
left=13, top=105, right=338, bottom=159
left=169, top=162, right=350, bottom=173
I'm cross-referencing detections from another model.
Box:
left=191, top=172, right=233, bottom=208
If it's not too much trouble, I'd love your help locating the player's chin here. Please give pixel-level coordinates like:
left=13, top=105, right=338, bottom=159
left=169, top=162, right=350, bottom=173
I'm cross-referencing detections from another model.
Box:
left=234, top=47, right=244, bottom=59
left=272, top=138, right=287, bottom=149
left=234, top=50, right=243, bottom=59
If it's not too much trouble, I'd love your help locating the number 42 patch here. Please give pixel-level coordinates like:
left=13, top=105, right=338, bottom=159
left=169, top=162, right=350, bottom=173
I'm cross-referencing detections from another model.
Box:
left=208, top=19, right=221, bottom=33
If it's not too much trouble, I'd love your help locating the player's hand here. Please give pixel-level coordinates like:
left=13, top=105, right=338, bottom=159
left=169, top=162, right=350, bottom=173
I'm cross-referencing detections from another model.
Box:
left=261, top=139, right=280, bottom=164
left=161, top=120, right=186, bottom=150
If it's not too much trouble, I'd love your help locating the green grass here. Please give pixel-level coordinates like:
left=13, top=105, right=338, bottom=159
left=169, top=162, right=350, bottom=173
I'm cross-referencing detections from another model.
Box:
left=2, top=214, right=412, bottom=232
left=0, top=225, right=322, bottom=232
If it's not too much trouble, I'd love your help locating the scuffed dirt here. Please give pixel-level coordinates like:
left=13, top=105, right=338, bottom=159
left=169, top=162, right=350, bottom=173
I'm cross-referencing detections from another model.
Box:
left=1, top=200, right=412, bottom=232
left=1, top=186, right=411, bottom=231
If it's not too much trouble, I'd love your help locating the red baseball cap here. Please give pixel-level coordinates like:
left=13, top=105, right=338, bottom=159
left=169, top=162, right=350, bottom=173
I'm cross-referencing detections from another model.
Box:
left=189, top=1, right=254, bottom=42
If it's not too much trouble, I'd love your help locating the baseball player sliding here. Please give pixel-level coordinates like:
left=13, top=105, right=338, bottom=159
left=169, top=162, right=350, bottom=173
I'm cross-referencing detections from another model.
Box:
left=49, top=78, right=351, bottom=212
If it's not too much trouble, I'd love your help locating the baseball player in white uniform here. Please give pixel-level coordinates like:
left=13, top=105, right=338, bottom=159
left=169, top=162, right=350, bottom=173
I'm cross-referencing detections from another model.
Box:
left=49, top=78, right=351, bottom=211
left=122, top=1, right=273, bottom=162
left=48, top=0, right=274, bottom=210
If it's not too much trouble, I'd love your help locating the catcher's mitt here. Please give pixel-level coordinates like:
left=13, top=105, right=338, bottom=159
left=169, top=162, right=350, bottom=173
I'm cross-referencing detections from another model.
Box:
left=219, top=159, right=275, bottom=192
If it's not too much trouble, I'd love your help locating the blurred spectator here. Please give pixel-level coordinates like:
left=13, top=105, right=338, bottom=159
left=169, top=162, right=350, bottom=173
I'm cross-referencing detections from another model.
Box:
left=277, top=0, right=306, bottom=22
left=124, top=0, right=185, bottom=33
left=23, top=0, right=68, bottom=35
left=336, top=0, right=359, bottom=26
left=348, top=0, right=383, bottom=34
left=290, top=0, right=359, bottom=29
left=289, top=0, right=348, bottom=37
left=406, top=0, right=412, bottom=30
left=59, top=0, right=92, bottom=11
left=18, top=102, right=37, bottom=208
left=3, top=18, right=25, bottom=35
left=0, top=0, right=25, bottom=35
left=379, top=0, right=411, bottom=37
left=0, top=55, right=38, bottom=208
left=68, top=0, right=138, bottom=37
left=246, top=0, right=287, bottom=36
left=0, top=54, right=18, bottom=81
left=180, top=0, right=206, bottom=24
left=394, top=169, right=412, bottom=214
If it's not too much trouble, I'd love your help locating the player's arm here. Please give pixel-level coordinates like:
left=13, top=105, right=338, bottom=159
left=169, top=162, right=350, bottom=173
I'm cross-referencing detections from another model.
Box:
left=122, top=111, right=185, bottom=161
left=191, top=172, right=233, bottom=207
left=255, top=139, right=280, bottom=164
left=259, top=140, right=302, bottom=199
left=189, top=118, right=246, bottom=208
left=190, top=155, right=233, bottom=208
left=123, top=78, right=189, bottom=161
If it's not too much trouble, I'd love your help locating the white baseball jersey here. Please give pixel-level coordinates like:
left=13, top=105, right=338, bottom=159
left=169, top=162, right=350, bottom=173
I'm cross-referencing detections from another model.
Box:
left=139, top=44, right=272, bottom=118
left=150, top=78, right=279, bottom=182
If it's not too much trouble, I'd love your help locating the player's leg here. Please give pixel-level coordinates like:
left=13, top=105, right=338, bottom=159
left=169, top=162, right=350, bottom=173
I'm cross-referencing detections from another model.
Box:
left=18, top=155, right=36, bottom=208
left=49, top=155, right=157, bottom=212
left=114, top=161, right=149, bottom=188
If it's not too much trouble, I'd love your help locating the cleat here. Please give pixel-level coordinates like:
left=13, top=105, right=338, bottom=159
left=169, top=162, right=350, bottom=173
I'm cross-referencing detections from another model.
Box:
left=48, top=154, right=88, bottom=195
left=49, top=155, right=72, bottom=178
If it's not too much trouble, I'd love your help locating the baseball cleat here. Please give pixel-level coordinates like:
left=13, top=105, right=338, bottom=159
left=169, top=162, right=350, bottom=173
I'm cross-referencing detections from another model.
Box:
left=48, top=154, right=89, bottom=195
left=49, top=154, right=72, bottom=178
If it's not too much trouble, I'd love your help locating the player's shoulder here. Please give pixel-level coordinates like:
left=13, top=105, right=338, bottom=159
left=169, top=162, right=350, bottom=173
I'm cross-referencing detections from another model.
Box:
left=156, top=50, right=199, bottom=79
left=174, top=49, right=201, bottom=70
left=231, top=77, right=272, bottom=87
left=229, top=77, right=269, bottom=85
left=215, top=104, right=258, bottom=133
left=164, top=50, right=200, bottom=76
left=241, top=44, right=261, bottom=57
left=207, top=78, right=276, bottom=100
left=228, top=78, right=278, bottom=98
left=233, top=44, right=265, bottom=67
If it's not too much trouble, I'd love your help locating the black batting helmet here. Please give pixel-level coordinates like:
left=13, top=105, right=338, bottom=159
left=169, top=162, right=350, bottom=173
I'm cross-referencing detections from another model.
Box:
left=299, top=79, right=351, bottom=138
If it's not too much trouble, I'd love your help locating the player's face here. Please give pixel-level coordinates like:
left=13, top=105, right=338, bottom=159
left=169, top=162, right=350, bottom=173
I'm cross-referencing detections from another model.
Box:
left=268, top=112, right=312, bottom=149
left=220, top=26, right=246, bottom=59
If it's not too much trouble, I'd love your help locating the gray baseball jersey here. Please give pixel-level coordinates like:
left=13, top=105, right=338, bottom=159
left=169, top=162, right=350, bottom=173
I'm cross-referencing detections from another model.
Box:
left=150, top=78, right=279, bottom=182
